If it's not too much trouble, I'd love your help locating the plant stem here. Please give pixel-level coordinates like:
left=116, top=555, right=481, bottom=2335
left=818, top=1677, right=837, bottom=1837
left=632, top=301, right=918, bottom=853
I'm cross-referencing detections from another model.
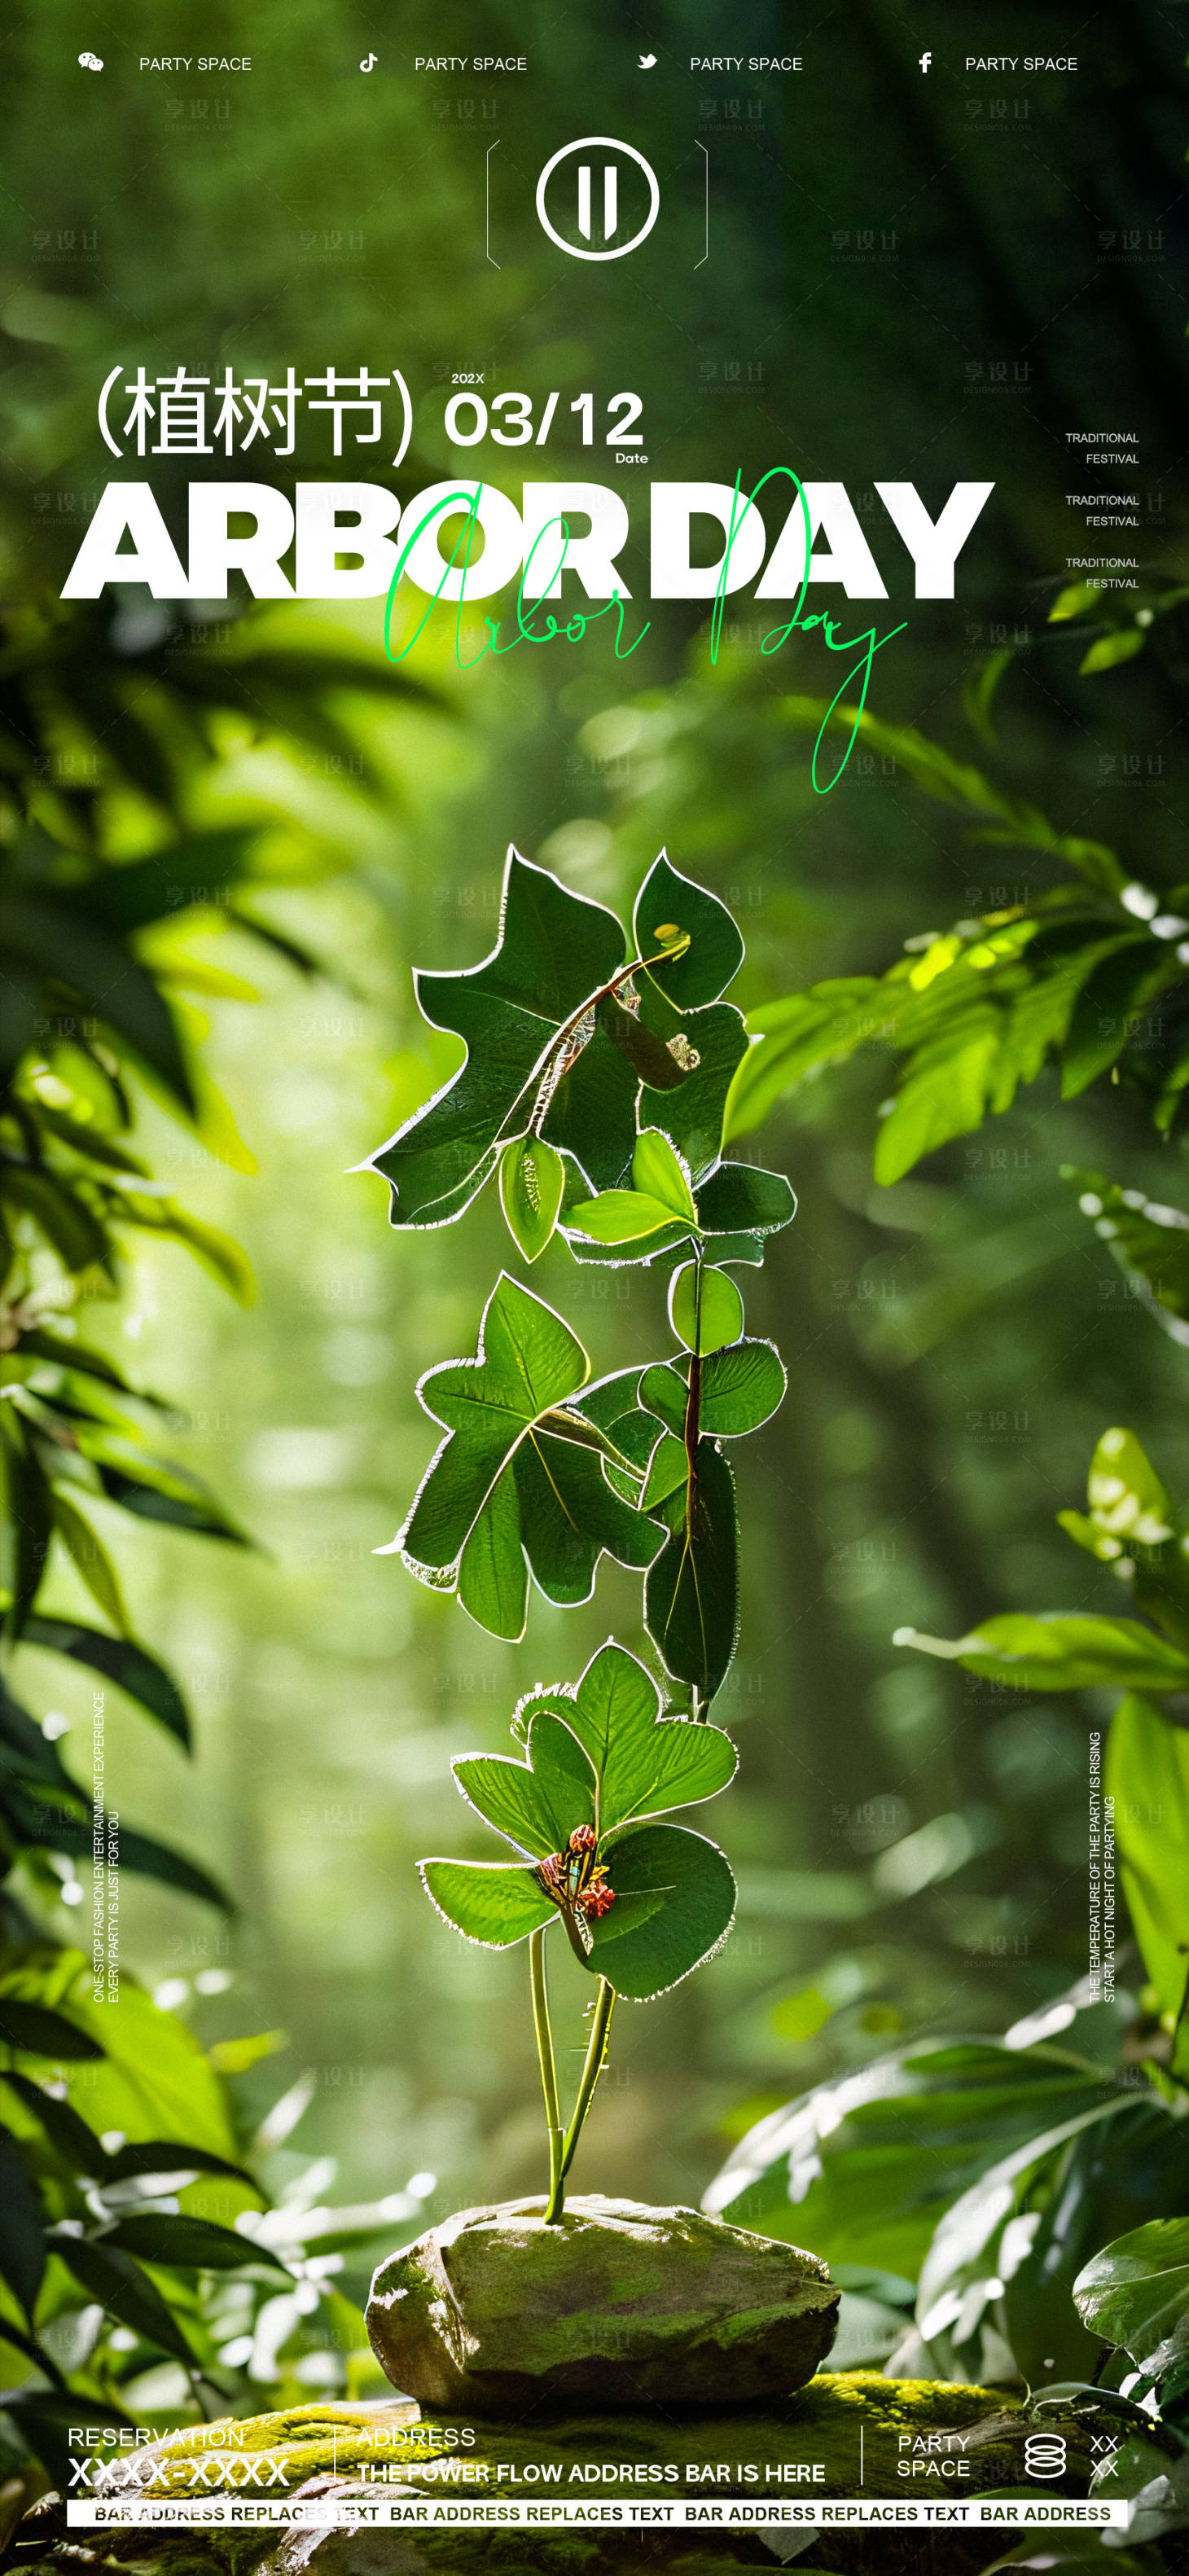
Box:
left=530, top=1927, right=566, bottom=2223
left=559, top=1978, right=616, bottom=2183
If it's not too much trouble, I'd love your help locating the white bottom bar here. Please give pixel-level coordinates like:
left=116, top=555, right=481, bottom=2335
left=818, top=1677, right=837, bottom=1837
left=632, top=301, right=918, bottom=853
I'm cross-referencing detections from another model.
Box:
left=68, top=2498, right=1130, bottom=2531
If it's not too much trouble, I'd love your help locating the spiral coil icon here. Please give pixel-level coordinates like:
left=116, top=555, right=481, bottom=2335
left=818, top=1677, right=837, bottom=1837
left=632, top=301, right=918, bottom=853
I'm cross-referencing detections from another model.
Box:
left=1024, top=2433, right=1067, bottom=2481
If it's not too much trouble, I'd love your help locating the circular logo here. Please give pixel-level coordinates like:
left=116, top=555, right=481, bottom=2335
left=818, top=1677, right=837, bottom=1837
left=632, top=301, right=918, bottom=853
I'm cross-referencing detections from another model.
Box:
left=535, top=138, right=660, bottom=261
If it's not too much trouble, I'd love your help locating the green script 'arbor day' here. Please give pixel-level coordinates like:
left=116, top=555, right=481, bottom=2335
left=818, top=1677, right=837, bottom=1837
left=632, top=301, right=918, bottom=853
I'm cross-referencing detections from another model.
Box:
left=365, top=849, right=793, bottom=2217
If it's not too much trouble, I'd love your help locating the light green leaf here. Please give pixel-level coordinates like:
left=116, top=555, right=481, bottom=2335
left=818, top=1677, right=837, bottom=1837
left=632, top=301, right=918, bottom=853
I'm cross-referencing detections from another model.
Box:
left=632, top=1129, right=699, bottom=1224
left=897, top=1613, right=1189, bottom=1694
left=1048, top=581, right=1102, bottom=622
left=589, top=1823, right=735, bottom=1999
left=566, top=1189, right=687, bottom=1246
left=642, top=1431, right=687, bottom=1511
left=669, top=1262, right=744, bottom=1354
left=498, top=1136, right=565, bottom=1263
left=1074, top=2218, right=1189, bottom=2373
left=419, top=1858, right=555, bottom=1949
left=1106, top=1695, right=1189, bottom=2030
left=1079, top=628, right=1146, bottom=676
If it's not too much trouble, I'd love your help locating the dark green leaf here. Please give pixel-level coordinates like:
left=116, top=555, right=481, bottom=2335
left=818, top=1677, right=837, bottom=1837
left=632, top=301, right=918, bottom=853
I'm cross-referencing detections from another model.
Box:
left=0, top=2126, right=46, bottom=2316
left=0, top=1998, right=103, bottom=2060
left=1, top=1424, right=53, bottom=1639
left=22, top=1616, right=191, bottom=1749
left=100, top=2211, right=287, bottom=2272
left=103, top=2141, right=259, bottom=2188
left=537, top=1641, right=738, bottom=1833
left=367, top=849, right=628, bottom=1223
left=392, top=1275, right=658, bottom=1640
left=599, top=993, right=689, bottom=1091
left=2, top=2072, right=108, bottom=2174
left=633, top=854, right=744, bottom=1009
left=695, top=1161, right=796, bottom=1240
left=589, top=1822, right=735, bottom=1998
left=0, top=893, right=192, bottom=1108
left=453, top=1713, right=597, bottom=1857
left=645, top=1437, right=739, bottom=1705
left=46, top=2231, right=196, bottom=2363
left=90, top=1446, right=250, bottom=1542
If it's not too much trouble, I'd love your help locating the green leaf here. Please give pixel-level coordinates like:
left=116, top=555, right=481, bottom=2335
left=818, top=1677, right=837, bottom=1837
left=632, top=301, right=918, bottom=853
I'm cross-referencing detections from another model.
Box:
left=566, top=1188, right=687, bottom=1246
left=1075, top=2218, right=1189, bottom=2373
left=695, top=1161, right=796, bottom=1241
left=516, top=1642, right=737, bottom=1837
left=641, top=1431, right=687, bottom=1510
left=669, top=1262, right=744, bottom=1354
left=1, top=1167, right=112, bottom=1274
left=367, top=849, right=630, bottom=1223
left=634, top=854, right=744, bottom=1009
left=103, top=2141, right=259, bottom=2188
left=599, top=994, right=691, bottom=1091
left=498, top=1136, right=564, bottom=1262
left=46, top=2232, right=197, bottom=2363
left=589, top=1823, right=735, bottom=1998
left=453, top=1712, right=597, bottom=1858
left=391, top=1275, right=658, bottom=1641
left=99, top=2212, right=287, bottom=2272
left=0, top=891, right=193, bottom=1108
left=2, top=1422, right=53, bottom=1639
left=1060, top=940, right=1175, bottom=1099
left=1079, top=627, right=1146, bottom=675
left=1049, top=581, right=1102, bottom=621
left=86, top=1442, right=250, bottom=1543
left=1063, top=1166, right=1189, bottom=1327
left=0, top=1999, right=104, bottom=2060
left=692, top=1341, right=787, bottom=1436
left=1107, top=1695, right=1189, bottom=2028
left=419, top=1858, right=555, bottom=1948
left=50, top=1494, right=131, bottom=1637
left=897, top=1612, right=1189, bottom=1693
left=631, top=1129, right=699, bottom=1224
left=645, top=1437, right=739, bottom=1705
left=639, top=1365, right=687, bottom=1437
left=1, top=2073, right=108, bottom=2174
left=704, top=2035, right=1139, bottom=2279
left=0, top=2127, right=46, bottom=2317
left=21, top=1617, right=191, bottom=1749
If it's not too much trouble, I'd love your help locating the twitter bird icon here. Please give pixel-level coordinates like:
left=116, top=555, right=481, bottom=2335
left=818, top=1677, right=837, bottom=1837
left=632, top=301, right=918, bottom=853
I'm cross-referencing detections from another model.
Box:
left=638, top=53, right=656, bottom=68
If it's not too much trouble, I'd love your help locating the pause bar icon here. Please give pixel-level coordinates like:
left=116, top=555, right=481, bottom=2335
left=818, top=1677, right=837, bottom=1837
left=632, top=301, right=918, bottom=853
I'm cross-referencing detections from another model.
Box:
left=577, top=162, right=618, bottom=242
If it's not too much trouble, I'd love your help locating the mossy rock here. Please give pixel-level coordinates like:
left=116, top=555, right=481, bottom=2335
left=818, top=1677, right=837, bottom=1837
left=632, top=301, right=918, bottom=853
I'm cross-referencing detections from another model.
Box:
left=366, top=2198, right=838, bottom=2412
